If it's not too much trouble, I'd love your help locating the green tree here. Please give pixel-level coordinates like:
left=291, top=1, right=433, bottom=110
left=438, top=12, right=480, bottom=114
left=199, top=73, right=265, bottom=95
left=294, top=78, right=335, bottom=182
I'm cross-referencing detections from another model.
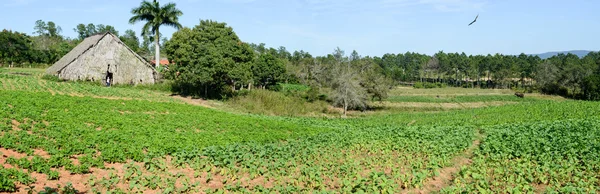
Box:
left=252, top=52, right=286, bottom=89
left=96, top=24, right=119, bottom=36
left=120, top=29, right=140, bottom=52
left=0, top=30, right=32, bottom=67
left=86, top=23, right=97, bottom=37
left=46, top=21, right=62, bottom=37
left=360, top=57, right=392, bottom=102
left=129, top=0, right=183, bottom=68
left=164, top=20, right=254, bottom=98
left=74, top=24, right=87, bottom=40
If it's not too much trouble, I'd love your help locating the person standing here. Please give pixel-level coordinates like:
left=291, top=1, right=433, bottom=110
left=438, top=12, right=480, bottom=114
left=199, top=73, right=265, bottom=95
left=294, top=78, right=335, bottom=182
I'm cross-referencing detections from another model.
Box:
left=106, top=76, right=111, bottom=87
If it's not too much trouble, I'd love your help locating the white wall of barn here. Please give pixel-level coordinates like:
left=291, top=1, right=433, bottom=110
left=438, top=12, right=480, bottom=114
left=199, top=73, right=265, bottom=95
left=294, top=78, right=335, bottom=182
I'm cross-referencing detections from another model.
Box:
left=59, top=35, right=156, bottom=85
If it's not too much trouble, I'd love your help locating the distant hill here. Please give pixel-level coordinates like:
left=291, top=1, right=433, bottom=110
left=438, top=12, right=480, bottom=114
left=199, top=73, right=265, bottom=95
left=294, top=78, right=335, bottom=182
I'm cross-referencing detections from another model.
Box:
left=530, top=50, right=594, bottom=59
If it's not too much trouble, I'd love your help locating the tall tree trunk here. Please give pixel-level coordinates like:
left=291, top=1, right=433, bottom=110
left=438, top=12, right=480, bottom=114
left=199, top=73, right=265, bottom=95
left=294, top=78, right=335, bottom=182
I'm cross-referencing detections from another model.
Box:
left=155, top=29, right=160, bottom=69
left=477, top=72, right=480, bottom=88
left=232, top=80, right=236, bottom=92
left=204, top=85, right=208, bottom=99
left=343, top=99, right=347, bottom=117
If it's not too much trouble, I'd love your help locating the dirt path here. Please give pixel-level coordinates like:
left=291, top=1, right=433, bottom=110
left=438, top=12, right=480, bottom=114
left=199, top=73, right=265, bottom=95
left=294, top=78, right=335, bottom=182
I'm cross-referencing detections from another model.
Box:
left=403, top=131, right=482, bottom=194
left=171, top=95, right=215, bottom=109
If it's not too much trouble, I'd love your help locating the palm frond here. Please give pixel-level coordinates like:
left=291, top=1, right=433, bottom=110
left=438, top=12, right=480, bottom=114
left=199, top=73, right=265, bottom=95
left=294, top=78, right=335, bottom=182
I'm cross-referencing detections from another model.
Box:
left=141, top=23, right=153, bottom=36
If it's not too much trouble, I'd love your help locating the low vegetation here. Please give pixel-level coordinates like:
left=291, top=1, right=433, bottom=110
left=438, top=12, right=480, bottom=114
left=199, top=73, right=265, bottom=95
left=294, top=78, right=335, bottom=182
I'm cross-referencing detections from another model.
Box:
left=2, top=67, right=600, bottom=193
left=226, top=89, right=330, bottom=117
left=2, top=0, right=599, bottom=192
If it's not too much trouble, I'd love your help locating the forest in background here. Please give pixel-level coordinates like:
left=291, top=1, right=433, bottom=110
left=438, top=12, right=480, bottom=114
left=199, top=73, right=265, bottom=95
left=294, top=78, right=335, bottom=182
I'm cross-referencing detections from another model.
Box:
left=1, top=20, right=600, bottom=102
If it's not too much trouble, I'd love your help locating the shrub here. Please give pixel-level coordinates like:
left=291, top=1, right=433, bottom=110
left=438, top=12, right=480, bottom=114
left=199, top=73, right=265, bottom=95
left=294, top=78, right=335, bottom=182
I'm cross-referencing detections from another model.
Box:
left=413, top=82, right=446, bottom=89
left=413, top=82, right=424, bottom=89
left=41, top=74, right=61, bottom=82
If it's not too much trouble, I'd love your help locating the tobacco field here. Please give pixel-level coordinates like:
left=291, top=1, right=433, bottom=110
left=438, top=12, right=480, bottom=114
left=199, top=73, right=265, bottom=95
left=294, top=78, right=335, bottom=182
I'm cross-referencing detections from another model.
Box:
left=1, top=68, right=600, bottom=193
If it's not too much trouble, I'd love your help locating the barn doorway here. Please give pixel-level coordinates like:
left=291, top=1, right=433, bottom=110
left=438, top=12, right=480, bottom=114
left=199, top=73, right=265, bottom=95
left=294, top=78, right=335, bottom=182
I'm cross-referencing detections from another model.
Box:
left=105, top=72, right=113, bottom=87
left=105, top=64, right=114, bottom=87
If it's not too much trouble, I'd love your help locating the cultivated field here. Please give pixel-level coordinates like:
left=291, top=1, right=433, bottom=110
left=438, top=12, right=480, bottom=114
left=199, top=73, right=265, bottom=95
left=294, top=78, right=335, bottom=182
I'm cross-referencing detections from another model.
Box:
left=1, top=68, right=599, bottom=193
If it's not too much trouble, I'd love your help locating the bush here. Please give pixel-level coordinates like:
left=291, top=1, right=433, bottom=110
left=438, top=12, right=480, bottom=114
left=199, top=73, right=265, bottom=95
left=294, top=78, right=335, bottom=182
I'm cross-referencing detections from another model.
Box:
left=413, top=82, right=424, bottom=89
left=437, top=82, right=447, bottom=88
left=41, top=74, right=62, bottom=82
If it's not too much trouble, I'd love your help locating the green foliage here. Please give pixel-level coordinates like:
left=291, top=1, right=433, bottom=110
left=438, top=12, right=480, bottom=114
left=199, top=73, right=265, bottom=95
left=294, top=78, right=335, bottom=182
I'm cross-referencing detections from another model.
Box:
left=41, top=74, right=61, bottom=82
left=0, top=89, right=332, bottom=161
left=119, top=29, right=141, bottom=52
left=0, top=30, right=32, bottom=66
left=413, top=82, right=447, bottom=89
left=443, top=119, right=600, bottom=193
left=278, top=83, right=310, bottom=93
left=2, top=66, right=600, bottom=192
left=129, top=0, right=183, bottom=69
left=252, top=52, right=286, bottom=88
left=165, top=20, right=254, bottom=98
left=0, top=166, right=35, bottom=192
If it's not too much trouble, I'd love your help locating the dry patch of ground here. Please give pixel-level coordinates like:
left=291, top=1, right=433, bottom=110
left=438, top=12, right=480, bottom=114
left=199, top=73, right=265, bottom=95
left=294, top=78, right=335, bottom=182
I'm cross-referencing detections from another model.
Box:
left=171, top=95, right=217, bottom=109
left=382, top=101, right=516, bottom=109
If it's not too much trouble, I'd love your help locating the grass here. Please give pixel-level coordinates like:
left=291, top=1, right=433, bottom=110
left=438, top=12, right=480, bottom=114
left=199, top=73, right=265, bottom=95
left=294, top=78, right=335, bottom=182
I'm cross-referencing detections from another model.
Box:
left=225, top=89, right=331, bottom=117
left=1, top=67, right=600, bottom=193
left=0, top=68, right=178, bottom=103
left=386, top=94, right=539, bottom=103
left=389, top=86, right=515, bottom=96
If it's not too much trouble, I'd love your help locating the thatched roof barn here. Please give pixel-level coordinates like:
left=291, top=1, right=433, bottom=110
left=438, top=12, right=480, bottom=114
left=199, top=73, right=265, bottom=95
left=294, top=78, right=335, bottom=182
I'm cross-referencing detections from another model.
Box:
left=46, top=32, right=157, bottom=85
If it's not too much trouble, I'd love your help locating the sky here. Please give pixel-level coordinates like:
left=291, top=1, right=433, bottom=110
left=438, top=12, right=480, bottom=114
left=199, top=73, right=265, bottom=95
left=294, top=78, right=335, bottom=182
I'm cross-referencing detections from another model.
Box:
left=1, top=0, right=599, bottom=57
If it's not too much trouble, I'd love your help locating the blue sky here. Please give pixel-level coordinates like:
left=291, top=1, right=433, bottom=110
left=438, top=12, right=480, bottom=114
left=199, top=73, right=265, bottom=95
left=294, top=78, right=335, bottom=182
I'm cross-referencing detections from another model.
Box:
left=1, top=0, right=598, bottom=57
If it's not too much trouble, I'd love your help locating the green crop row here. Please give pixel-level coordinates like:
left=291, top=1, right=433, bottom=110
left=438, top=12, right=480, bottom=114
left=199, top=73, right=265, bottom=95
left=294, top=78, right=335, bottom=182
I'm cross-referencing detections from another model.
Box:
left=0, top=71, right=177, bottom=102
left=443, top=119, right=600, bottom=193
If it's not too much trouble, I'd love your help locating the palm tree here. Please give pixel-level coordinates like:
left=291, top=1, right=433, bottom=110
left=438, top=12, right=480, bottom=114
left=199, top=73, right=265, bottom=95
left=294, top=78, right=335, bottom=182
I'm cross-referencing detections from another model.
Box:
left=129, top=0, right=183, bottom=68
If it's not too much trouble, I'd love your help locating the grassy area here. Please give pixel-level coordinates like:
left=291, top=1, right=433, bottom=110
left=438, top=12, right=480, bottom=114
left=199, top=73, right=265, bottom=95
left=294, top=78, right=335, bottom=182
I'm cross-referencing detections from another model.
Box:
left=386, top=94, right=539, bottom=103
left=225, top=89, right=331, bottom=117
left=0, top=68, right=178, bottom=103
left=1, top=67, right=600, bottom=193
left=389, top=86, right=515, bottom=96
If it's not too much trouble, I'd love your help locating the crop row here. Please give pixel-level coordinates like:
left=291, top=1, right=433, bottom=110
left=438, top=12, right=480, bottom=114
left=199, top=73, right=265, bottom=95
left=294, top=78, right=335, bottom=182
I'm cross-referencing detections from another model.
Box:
left=0, top=71, right=176, bottom=102
left=443, top=119, right=600, bottom=193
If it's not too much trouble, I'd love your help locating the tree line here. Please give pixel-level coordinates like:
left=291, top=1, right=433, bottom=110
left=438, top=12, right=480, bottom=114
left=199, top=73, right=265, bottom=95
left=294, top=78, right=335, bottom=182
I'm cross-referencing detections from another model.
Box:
left=0, top=20, right=161, bottom=67
left=2, top=0, right=599, bottom=104
left=163, top=19, right=600, bottom=103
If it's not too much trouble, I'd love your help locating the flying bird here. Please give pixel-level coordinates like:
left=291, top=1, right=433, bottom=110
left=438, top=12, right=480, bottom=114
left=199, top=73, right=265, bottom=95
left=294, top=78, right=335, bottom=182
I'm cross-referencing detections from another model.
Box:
left=468, top=14, right=479, bottom=26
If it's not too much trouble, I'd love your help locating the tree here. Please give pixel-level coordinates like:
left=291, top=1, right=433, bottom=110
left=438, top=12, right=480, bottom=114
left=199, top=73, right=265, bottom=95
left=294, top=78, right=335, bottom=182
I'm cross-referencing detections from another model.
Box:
left=360, top=57, right=392, bottom=102
left=120, top=29, right=140, bottom=52
left=130, top=0, right=183, bottom=68
left=46, top=22, right=62, bottom=37
left=252, top=52, right=286, bottom=89
left=74, top=24, right=87, bottom=40
left=329, top=47, right=368, bottom=117
left=34, top=20, right=47, bottom=36
left=86, top=23, right=97, bottom=37
left=164, top=20, right=254, bottom=98
left=0, top=30, right=32, bottom=67
left=96, top=24, right=119, bottom=36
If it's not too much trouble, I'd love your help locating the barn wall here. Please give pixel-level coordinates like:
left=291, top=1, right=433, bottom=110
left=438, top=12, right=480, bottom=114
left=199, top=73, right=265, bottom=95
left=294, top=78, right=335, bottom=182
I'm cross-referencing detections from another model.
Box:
left=59, top=35, right=155, bottom=85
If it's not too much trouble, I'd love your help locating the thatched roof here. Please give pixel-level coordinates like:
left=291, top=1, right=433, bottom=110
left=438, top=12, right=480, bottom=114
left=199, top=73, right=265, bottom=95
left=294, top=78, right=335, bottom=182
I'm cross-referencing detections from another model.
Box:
left=46, top=32, right=154, bottom=75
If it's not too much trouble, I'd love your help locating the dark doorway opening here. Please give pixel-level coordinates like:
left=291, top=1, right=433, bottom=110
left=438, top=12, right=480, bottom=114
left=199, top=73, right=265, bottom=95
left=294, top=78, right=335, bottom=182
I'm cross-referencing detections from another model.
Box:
left=105, top=72, right=113, bottom=87
left=105, top=64, right=114, bottom=87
